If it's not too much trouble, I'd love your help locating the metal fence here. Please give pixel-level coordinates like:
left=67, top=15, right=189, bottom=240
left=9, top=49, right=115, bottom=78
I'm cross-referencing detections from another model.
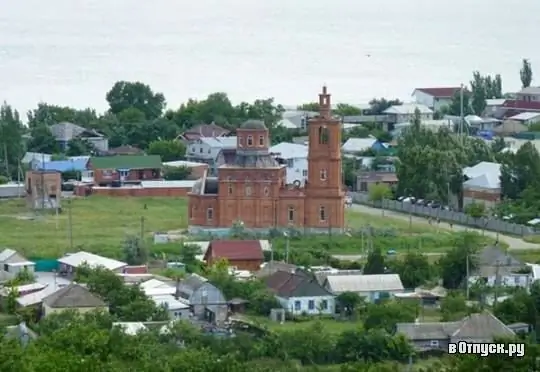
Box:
left=350, top=192, right=535, bottom=236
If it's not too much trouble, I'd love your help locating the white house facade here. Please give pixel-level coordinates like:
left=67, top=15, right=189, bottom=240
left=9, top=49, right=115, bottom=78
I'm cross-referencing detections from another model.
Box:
left=270, top=142, right=309, bottom=185
left=278, top=295, right=335, bottom=316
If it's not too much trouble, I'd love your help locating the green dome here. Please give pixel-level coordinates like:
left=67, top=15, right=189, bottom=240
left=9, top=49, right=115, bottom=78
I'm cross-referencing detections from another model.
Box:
left=240, top=120, right=266, bottom=130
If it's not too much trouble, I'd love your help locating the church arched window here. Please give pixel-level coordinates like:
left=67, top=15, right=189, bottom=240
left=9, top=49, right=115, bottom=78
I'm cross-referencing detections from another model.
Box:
left=318, top=126, right=329, bottom=144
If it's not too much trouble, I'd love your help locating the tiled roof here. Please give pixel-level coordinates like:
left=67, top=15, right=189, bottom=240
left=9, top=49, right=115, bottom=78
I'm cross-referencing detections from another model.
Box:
left=89, top=155, right=162, bottom=169
left=264, top=270, right=332, bottom=298
left=414, top=87, right=461, bottom=98
left=205, top=240, right=264, bottom=261
left=502, top=100, right=540, bottom=110
left=42, top=284, right=106, bottom=308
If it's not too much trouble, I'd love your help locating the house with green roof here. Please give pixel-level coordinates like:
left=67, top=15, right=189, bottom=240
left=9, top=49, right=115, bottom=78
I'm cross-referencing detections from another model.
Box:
left=88, top=155, right=162, bottom=185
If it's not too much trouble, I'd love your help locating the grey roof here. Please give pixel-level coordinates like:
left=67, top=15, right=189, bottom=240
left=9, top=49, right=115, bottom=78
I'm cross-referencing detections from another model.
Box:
left=342, top=138, right=377, bottom=153
left=199, top=137, right=237, bottom=149
left=509, top=112, right=540, bottom=121
left=49, top=122, right=103, bottom=141
left=270, top=142, right=308, bottom=159
left=0, top=248, right=17, bottom=262
left=384, top=104, right=433, bottom=115
left=463, top=161, right=501, bottom=189
left=518, top=86, right=540, bottom=95
left=324, top=274, right=404, bottom=293
left=474, top=246, right=524, bottom=277
left=397, top=311, right=515, bottom=342
left=240, top=120, right=267, bottom=130
left=42, top=283, right=106, bottom=308
left=177, top=274, right=208, bottom=299
left=256, top=261, right=299, bottom=278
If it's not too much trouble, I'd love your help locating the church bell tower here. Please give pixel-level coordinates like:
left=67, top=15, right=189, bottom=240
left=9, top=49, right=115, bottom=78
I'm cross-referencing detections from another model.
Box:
left=305, top=86, right=345, bottom=231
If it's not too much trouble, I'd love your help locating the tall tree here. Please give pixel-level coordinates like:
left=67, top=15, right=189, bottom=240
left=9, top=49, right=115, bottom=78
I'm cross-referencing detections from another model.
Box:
left=470, top=72, right=487, bottom=115
left=363, top=247, right=386, bottom=274
left=26, top=125, right=59, bottom=154
left=0, top=103, right=24, bottom=178
left=520, top=58, right=533, bottom=88
left=106, top=81, right=166, bottom=119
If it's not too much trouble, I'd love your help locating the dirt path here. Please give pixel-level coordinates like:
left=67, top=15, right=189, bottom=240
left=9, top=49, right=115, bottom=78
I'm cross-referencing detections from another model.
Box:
left=348, top=204, right=540, bottom=251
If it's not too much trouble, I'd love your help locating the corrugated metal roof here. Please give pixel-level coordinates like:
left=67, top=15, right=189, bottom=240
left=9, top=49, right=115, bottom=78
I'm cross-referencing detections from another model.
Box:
left=342, top=138, right=377, bottom=153
left=325, top=274, right=404, bottom=293
left=0, top=249, right=17, bottom=262
left=384, top=104, right=433, bottom=115
left=200, top=137, right=237, bottom=148
left=270, top=142, right=308, bottom=159
left=58, top=251, right=126, bottom=270
left=509, top=112, right=540, bottom=121
left=463, top=174, right=500, bottom=189
left=163, top=160, right=206, bottom=168
left=38, top=159, right=89, bottom=172
left=463, top=161, right=501, bottom=180
left=140, top=180, right=196, bottom=188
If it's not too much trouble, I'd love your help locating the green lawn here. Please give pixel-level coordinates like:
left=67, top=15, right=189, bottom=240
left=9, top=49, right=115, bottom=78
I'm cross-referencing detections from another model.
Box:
left=245, top=315, right=363, bottom=334
left=0, top=196, right=467, bottom=259
left=0, top=313, right=18, bottom=327
left=0, top=197, right=188, bottom=259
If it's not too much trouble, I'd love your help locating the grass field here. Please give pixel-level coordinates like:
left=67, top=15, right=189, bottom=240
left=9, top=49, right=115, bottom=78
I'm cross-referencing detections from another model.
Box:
left=245, top=315, right=363, bottom=334
left=0, top=196, right=455, bottom=259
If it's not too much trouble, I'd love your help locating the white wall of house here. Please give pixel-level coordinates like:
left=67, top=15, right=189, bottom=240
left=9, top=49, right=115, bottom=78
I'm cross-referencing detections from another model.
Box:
left=187, top=141, right=215, bottom=160
left=167, top=307, right=191, bottom=320
left=284, top=157, right=308, bottom=185
left=470, top=274, right=531, bottom=288
left=388, top=112, right=433, bottom=124
left=413, top=91, right=452, bottom=111
left=277, top=295, right=335, bottom=315
left=87, top=137, right=109, bottom=152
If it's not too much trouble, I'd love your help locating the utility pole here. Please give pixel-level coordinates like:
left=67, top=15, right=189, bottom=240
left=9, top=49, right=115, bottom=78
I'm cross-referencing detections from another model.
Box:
left=459, top=83, right=464, bottom=145
left=140, top=216, right=145, bottom=242
left=68, top=199, right=73, bottom=251
left=465, top=254, right=470, bottom=300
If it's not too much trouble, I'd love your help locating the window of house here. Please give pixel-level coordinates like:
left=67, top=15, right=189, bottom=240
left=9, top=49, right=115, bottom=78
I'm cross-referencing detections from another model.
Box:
left=264, top=186, right=270, bottom=196
left=238, top=136, right=243, bottom=147
left=119, top=170, right=129, bottom=177
left=430, top=340, right=439, bottom=347
left=294, top=301, right=301, bottom=311
left=103, top=170, right=113, bottom=177
left=208, top=149, right=211, bottom=154
left=199, top=147, right=203, bottom=153
left=288, top=207, right=294, bottom=223
left=308, top=300, right=315, bottom=310
left=207, top=208, right=213, bottom=221
left=302, top=170, right=308, bottom=177
left=191, top=147, right=195, bottom=152
left=320, top=169, right=327, bottom=180
left=245, top=185, right=252, bottom=196
left=3, top=264, right=8, bottom=272
left=319, top=206, right=326, bottom=222
left=287, top=159, right=294, bottom=168
left=318, top=126, right=329, bottom=144
left=259, top=135, right=265, bottom=146
left=247, top=136, right=253, bottom=146
left=320, top=299, right=328, bottom=310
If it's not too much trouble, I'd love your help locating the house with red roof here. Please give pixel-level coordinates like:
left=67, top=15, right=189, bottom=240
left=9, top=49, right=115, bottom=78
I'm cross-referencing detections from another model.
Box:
left=204, top=240, right=264, bottom=272
left=412, top=87, right=462, bottom=111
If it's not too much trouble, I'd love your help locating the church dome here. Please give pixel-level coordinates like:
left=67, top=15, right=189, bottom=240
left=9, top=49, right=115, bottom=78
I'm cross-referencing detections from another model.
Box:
left=240, top=120, right=266, bottom=130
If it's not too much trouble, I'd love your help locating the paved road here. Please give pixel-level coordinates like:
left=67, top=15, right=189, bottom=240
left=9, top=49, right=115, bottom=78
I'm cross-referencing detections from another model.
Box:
left=347, top=204, right=540, bottom=251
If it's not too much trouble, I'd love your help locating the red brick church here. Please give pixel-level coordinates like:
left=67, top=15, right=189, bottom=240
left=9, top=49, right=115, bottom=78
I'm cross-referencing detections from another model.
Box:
left=188, top=86, right=345, bottom=234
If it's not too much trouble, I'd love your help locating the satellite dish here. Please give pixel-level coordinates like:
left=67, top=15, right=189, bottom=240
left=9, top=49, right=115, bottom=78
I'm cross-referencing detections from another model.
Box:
left=293, top=180, right=301, bottom=188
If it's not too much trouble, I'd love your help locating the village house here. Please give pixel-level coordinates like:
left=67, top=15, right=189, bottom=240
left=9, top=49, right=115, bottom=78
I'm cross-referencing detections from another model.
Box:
left=0, top=249, right=35, bottom=281
left=87, top=155, right=162, bottom=185
left=496, top=87, right=540, bottom=118
left=177, top=123, right=230, bottom=142
left=186, top=137, right=237, bottom=175
left=162, top=160, right=209, bottom=180
left=462, top=161, right=501, bottom=208
left=506, top=112, right=540, bottom=126
left=341, top=137, right=386, bottom=154
left=469, top=246, right=530, bottom=288
left=188, top=87, right=346, bottom=235
left=412, top=87, right=462, bottom=111
left=175, top=274, right=228, bottom=324
left=57, top=251, right=127, bottom=276
left=264, top=270, right=335, bottom=315
left=25, top=170, right=62, bottom=210
left=383, top=104, right=433, bottom=129
left=355, top=171, right=398, bottom=192
left=269, top=142, right=309, bottom=186
left=203, top=240, right=264, bottom=272
left=49, top=122, right=109, bottom=152
left=41, top=283, right=108, bottom=316
left=323, top=274, right=404, bottom=302
left=397, top=311, right=515, bottom=352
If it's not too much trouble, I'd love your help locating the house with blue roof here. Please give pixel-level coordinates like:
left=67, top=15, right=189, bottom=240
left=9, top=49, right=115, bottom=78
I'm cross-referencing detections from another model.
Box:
left=37, top=158, right=89, bottom=173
